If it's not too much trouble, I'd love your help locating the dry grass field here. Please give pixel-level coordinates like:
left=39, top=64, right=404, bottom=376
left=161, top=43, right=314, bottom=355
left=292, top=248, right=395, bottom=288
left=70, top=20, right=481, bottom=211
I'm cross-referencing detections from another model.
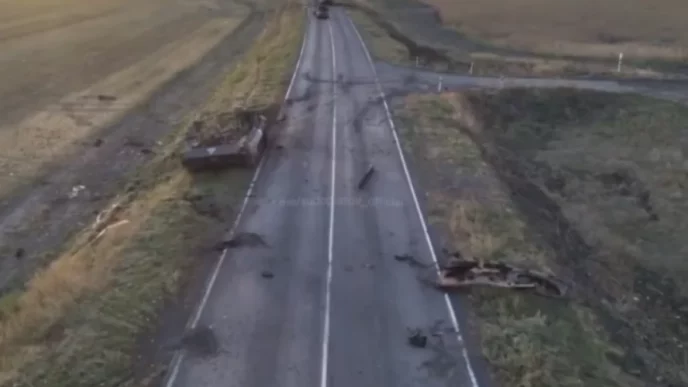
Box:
left=396, top=90, right=688, bottom=387
left=425, top=0, right=688, bottom=60
left=0, top=3, right=304, bottom=386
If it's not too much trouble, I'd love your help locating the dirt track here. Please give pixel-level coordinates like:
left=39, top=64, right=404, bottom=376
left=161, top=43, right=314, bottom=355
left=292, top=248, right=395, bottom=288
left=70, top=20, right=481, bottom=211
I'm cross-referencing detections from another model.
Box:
left=0, top=0, right=266, bottom=292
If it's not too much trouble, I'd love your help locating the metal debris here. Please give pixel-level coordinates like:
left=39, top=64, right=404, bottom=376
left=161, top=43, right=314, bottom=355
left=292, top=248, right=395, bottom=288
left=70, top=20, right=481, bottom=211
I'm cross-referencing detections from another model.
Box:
left=93, top=219, right=130, bottom=241
left=394, top=254, right=431, bottom=268
left=407, top=328, right=428, bottom=348
left=357, top=165, right=375, bottom=190
left=97, top=94, right=117, bottom=101
left=223, top=232, right=268, bottom=249
left=94, top=200, right=122, bottom=231
left=178, top=325, right=219, bottom=357
left=434, top=260, right=569, bottom=299
left=68, top=185, right=86, bottom=199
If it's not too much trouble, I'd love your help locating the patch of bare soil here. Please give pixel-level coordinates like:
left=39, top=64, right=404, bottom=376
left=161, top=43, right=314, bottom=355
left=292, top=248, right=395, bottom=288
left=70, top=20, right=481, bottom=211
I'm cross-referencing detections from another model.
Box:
left=395, top=90, right=688, bottom=387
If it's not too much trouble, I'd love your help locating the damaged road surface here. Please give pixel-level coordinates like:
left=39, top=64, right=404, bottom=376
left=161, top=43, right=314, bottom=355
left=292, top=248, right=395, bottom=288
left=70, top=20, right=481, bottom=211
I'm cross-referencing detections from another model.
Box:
left=167, top=7, right=486, bottom=387
left=324, top=8, right=486, bottom=387
left=434, top=259, right=570, bottom=299
left=167, top=10, right=335, bottom=387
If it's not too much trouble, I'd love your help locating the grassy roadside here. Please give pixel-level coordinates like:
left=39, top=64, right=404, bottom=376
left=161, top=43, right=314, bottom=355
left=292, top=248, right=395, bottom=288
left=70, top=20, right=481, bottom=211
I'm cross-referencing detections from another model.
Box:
left=0, top=3, right=305, bottom=386
left=395, top=90, right=688, bottom=386
left=345, top=0, right=686, bottom=79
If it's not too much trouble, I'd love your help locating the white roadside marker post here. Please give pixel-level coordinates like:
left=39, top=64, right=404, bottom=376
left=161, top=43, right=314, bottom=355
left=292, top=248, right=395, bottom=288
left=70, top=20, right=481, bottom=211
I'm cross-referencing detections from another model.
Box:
left=617, top=52, right=624, bottom=73
left=469, top=61, right=474, bottom=75
left=437, top=75, right=443, bottom=92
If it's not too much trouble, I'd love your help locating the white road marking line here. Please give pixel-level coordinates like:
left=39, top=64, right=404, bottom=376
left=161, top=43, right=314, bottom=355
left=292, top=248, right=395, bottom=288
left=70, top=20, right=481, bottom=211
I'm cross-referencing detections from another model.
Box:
left=345, top=13, right=481, bottom=387
left=286, top=15, right=310, bottom=98
left=163, top=9, right=310, bottom=387
left=320, top=20, right=337, bottom=387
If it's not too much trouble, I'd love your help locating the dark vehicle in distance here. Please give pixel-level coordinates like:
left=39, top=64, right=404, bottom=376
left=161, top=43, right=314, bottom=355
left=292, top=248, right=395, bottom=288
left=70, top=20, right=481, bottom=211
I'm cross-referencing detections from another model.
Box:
left=314, top=4, right=329, bottom=19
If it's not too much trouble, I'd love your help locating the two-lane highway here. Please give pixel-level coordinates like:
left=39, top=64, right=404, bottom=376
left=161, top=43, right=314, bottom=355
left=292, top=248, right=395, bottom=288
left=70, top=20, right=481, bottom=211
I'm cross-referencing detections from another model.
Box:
left=324, top=8, right=479, bottom=387
left=164, top=6, right=481, bottom=387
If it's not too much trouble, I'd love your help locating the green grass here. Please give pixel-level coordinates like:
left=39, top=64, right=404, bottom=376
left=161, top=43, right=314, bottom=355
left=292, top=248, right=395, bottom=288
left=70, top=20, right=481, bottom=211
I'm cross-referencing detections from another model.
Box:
left=0, top=3, right=305, bottom=386
left=396, top=90, right=688, bottom=387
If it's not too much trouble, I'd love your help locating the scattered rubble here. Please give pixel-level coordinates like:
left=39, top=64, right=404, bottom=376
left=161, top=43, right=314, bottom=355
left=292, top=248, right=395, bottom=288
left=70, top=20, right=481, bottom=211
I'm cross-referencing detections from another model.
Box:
left=394, top=254, right=431, bottom=268
left=124, top=137, right=146, bottom=148
left=93, top=200, right=123, bottom=231
left=96, top=94, right=117, bottom=102
left=68, top=185, right=86, bottom=199
left=357, top=165, right=375, bottom=190
left=219, top=232, right=268, bottom=249
left=93, top=219, right=130, bottom=241
left=407, top=328, right=428, bottom=348
left=166, top=325, right=219, bottom=357
left=433, top=259, right=569, bottom=299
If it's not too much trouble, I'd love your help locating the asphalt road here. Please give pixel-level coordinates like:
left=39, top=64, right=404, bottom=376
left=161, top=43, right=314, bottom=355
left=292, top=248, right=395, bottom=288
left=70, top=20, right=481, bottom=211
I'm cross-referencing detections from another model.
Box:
left=165, top=6, right=484, bottom=387
left=164, top=5, right=688, bottom=387
left=373, top=61, right=688, bottom=104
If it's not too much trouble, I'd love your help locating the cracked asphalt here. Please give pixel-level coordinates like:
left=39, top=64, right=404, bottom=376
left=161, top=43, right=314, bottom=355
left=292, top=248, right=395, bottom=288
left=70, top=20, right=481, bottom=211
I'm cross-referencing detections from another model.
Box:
left=164, top=5, right=688, bottom=387
left=165, top=6, right=484, bottom=387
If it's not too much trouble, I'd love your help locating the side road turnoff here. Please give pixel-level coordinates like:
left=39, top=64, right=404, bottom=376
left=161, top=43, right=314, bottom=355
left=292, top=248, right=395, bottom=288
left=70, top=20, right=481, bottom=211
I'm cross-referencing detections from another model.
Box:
left=163, top=7, right=484, bottom=387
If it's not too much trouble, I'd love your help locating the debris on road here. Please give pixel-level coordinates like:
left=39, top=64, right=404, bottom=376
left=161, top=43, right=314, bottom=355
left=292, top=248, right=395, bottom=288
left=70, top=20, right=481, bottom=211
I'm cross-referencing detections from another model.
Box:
left=407, top=328, right=428, bottom=348
left=172, top=325, right=219, bottom=357
left=68, top=185, right=86, bottom=199
left=124, top=137, right=146, bottom=148
left=222, top=232, right=268, bottom=249
left=96, top=94, right=117, bottom=102
left=93, top=138, right=103, bottom=147
left=433, top=259, right=569, bottom=298
left=357, top=165, right=375, bottom=190
left=394, top=254, right=431, bottom=268
left=15, top=248, right=25, bottom=260
left=261, top=270, right=274, bottom=279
